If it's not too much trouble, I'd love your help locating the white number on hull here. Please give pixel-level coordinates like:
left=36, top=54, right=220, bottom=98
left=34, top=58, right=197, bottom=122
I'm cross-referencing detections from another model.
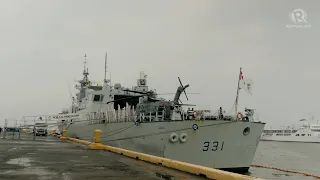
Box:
left=202, top=141, right=224, bottom=151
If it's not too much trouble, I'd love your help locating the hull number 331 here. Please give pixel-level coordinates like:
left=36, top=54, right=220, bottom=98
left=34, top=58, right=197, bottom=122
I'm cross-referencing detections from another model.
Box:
left=202, top=141, right=224, bottom=151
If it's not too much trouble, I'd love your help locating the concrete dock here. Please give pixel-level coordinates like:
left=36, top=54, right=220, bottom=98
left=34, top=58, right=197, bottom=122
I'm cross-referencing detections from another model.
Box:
left=0, top=133, right=206, bottom=180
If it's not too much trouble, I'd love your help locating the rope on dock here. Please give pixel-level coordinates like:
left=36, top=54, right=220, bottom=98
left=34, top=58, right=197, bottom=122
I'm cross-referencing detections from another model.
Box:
left=251, top=164, right=320, bottom=179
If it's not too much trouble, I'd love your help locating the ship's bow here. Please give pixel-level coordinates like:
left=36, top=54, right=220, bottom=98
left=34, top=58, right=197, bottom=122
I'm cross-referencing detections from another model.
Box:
left=163, top=121, right=265, bottom=173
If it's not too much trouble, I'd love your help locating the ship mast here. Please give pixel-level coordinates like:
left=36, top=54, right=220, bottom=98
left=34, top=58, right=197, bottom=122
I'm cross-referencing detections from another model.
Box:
left=78, top=54, right=90, bottom=101
left=83, top=54, right=89, bottom=84
left=234, top=67, right=242, bottom=119
left=104, top=52, right=111, bottom=85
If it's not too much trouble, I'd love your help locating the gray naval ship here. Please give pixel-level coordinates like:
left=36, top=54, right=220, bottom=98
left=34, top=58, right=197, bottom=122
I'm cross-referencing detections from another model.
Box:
left=57, top=55, right=265, bottom=173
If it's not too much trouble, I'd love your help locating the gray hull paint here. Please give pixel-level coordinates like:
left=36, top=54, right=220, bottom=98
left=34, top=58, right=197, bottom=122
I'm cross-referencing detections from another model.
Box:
left=64, top=120, right=265, bottom=170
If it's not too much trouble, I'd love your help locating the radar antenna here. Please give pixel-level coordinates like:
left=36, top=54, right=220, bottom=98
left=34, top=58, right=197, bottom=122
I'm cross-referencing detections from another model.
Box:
left=84, top=54, right=87, bottom=72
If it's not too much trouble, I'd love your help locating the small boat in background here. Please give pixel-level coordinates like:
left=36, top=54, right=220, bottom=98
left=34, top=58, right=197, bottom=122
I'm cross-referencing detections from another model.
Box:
left=260, top=117, right=320, bottom=143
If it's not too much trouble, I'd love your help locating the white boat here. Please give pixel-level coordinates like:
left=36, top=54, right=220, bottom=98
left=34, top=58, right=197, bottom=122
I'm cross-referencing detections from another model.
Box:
left=260, top=118, right=320, bottom=143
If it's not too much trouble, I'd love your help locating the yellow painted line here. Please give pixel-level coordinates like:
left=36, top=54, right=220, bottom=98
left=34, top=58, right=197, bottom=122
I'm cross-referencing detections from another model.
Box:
left=60, top=136, right=264, bottom=180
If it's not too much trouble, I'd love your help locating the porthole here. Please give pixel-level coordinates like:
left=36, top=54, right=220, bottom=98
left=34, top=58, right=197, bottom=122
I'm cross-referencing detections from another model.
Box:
left=243, top=127, right=250, bottom=136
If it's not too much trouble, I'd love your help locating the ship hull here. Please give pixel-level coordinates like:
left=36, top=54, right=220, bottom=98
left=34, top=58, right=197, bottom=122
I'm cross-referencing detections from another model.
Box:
left=260, top=135, right=320, bottom=143
left=64, top=120, right=265, bottom=172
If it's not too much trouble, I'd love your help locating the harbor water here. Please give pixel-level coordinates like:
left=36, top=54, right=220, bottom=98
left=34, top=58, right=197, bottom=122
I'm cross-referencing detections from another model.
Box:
left=251, top=141, right=320, bottom=180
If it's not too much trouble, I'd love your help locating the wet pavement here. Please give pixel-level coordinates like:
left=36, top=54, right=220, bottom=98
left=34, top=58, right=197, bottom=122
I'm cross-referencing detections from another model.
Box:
left=0, top=132, right=206, bottom=180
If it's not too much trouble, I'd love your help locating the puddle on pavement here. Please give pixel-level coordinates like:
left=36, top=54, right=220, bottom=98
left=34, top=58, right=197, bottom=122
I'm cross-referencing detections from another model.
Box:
left=93, top=165, right=106, bottom=170
left=69, top=159, right=81, bottom=163
left=156, top=172, right=175, bottom=180
left=7, top=147, right=19, bottom=151
left=272, top=173, right=292, bottom=177
left=0, top=167, right=58, bottom=179
left=6, top=157, right=32, bottom=167
left=61, top=172, right=72, bottom=180
left=3, top=157, right=60, bottom=180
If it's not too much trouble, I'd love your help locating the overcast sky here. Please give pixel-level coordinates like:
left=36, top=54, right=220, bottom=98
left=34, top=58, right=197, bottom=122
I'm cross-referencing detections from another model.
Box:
left=0, top=0, right=319, bottom=128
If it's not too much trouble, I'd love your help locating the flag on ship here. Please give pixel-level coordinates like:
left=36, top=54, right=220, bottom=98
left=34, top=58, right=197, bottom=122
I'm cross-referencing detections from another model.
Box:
left=239, top=70, right=253, bottom=95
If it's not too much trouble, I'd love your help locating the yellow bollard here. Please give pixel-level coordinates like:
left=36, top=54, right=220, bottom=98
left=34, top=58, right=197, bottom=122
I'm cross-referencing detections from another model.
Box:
left=52, top=129, right=56, bottom=136
left=63, top=130, right=67, bottom=137
left=88, top=129, right=105, bottom=150
left=94, top=129, right=102, bottom=143
left=60, top=130, right=68, bottom=140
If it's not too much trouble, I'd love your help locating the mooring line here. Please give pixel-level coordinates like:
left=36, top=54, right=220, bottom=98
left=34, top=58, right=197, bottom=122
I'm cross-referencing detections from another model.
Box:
left=251, top=164, right=320, bottom=179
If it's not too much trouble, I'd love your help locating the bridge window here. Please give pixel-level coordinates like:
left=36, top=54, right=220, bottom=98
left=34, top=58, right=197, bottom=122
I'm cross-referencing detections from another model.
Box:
left=93, top=95, right=104, bottom=102
left=296, top=134, right=299, bottom=136
left=93, top=95, right=101, bottom=102
left=301, top=134, right=305, bottom=136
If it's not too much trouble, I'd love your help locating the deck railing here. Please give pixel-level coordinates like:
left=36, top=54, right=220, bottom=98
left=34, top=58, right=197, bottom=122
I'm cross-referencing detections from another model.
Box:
left=11, top=107, right=255, bottom=129
left=83, top=106, right=245, bottom=124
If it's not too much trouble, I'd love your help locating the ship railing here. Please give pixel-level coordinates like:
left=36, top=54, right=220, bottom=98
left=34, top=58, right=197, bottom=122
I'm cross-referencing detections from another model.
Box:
left=82, top=107, right=254, bottom=125
left=84, top=107, right=167, bottom=124
left=137, top=110, right=166, bottom=122
left=85, top=105, right=137, bottom=124
left=84, top=110, right=235, bottom=124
